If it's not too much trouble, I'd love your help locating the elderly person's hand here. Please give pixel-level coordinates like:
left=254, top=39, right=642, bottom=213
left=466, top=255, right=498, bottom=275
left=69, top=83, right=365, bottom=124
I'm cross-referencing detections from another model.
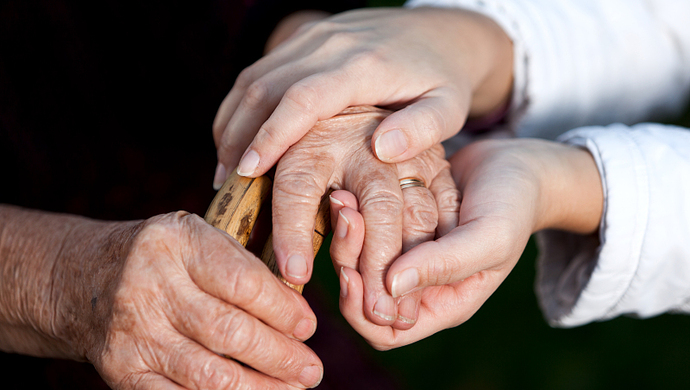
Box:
left=211, top=7, right=513, bottom=188
left=328, top=139, right=603, bottom=349
left=269, top=106, right=459, bottom=330
left=0, top=206, right=322, bottom=389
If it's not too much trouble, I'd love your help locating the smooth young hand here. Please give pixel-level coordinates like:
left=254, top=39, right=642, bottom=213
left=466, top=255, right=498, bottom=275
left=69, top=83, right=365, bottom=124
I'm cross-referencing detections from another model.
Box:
left=212, top=7, right=513, bottom=187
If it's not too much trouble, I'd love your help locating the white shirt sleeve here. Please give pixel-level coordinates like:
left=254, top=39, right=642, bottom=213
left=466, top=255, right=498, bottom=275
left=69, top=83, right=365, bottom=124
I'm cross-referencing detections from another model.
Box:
left=404, top=0, right=690, bottom=325
left=536, top=124, right=690, bottom=327
left=405, top=0, right=690, bottom=139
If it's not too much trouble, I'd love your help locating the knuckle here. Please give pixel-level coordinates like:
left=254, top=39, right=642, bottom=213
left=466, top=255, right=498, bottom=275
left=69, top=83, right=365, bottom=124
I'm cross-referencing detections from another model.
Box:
left=311, top=19, right=340, bottom=35
left=273, top=170, right=325, bottom=201
left=358, top=187, right=403, bottom=217
left=435, top=187, right=461, bottom=214
left=324, top=30, right=358, bottom=48
left=220, top=312, right=258, bottom=358
left=225, top=265, right=264, bottom=307
left=403, top=198, right=438, bottom=233
left=345, top=48, right=386, bottom=72
left=243, top=80, right=269, bottom=109
left=284, top=82, right=319, bottom=114
left=272, top=171, right=326, bottom=234
left=294, top=20, right=314, bottom=35
left=200, top=358, right=242, bottom=390
left=135, top=219, right=177, bottom=247
left=235, top=67, right=255, bottom=90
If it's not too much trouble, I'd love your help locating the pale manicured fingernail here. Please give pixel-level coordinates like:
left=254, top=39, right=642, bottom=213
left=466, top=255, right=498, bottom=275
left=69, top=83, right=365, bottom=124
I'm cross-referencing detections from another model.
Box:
left=397, top=296, right=418, bottom=325
left=236, top=149, right=260, bottom=176
left=335, top=210, right=349, bottom=239
left=293, top=318, right=316, bottom=340
left=213, top=162, right=226, bottom=190
left=340, top=267, right=349, bottom=298
left=373, top=295, right=396, bottom=322
left=329, top=194, right=344, bottom=206
left=299, top=365, right=323, bottom=388
left=286, top=254, right=308, bottom=279
left=392, top=268, right=419, bottom=298
left=374, top=129, right=408, bottom=162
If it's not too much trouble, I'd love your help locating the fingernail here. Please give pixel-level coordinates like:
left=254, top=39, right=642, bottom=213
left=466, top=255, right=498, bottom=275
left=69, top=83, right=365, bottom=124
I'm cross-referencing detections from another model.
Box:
left=213, top=162, right=226, bottom=190
left=236, top=149, right=260, bottom=176
left=392, top=268, right=419, bottom=298
left=340, top=267, right=349, bottom=298
left=374, top=129, right=408, bottom=162
left=293, top=318, right=316, bottom=341
left=397, top=296, right=418, bottom=325
left=286, top=254, right=308, bottom=279
left=299, top=365, right=323, bottom=388
left=373, top=295, right=396, bottom=322
left=335, top=210, right=349, bottom=239
left=329, top=194, right=344, bottom=206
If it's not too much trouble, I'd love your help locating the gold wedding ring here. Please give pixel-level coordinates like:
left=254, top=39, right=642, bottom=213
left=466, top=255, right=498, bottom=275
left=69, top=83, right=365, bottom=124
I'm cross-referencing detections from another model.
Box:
left=399, top=177, right=426, bottom=190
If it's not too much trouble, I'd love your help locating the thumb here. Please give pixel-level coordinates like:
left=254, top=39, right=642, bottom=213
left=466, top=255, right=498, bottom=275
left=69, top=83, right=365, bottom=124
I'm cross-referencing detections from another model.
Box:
left=386, top=220, right=505, bottom=298
left=372, top=87, right=469, bottom=163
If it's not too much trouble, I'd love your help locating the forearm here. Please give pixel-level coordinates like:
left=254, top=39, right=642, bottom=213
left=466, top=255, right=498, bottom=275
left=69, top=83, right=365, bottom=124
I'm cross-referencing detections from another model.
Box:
left=538, top=124, right=690, bottom=327
left=534, top=142, right=603, bottom=235
left=0, top=205, right=141, bottom=360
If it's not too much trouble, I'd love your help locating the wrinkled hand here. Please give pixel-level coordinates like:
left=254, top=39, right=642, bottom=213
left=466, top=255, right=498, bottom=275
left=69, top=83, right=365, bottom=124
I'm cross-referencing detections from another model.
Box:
left=330, top=139, right=603, bottom=349
left=212, top=7, right=513, bottom=187
left=269, top=106, right=459, bottom=330
left=91, top=212, right=323, bottom=389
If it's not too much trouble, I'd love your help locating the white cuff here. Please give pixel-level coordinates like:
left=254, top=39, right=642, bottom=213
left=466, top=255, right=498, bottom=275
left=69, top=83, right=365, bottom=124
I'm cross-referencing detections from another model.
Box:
left=538, top=124, right=690, bottom=326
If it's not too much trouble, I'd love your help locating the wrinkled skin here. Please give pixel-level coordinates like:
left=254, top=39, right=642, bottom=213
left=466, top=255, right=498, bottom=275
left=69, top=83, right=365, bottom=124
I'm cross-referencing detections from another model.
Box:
left=84, top=212, right=322, bottom=389
left=328, top=139, right=603, bottom=349
left=270, top=106, right=460, bottom=331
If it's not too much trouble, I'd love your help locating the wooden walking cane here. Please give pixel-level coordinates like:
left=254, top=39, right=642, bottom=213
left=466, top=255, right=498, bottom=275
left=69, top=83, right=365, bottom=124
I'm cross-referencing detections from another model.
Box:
left=204, top=169, right=332, bottom=293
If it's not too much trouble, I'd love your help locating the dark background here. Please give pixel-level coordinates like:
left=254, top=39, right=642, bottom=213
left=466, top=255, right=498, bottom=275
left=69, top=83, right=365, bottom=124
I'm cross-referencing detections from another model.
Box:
left=2, top=0, right=690, bottom=389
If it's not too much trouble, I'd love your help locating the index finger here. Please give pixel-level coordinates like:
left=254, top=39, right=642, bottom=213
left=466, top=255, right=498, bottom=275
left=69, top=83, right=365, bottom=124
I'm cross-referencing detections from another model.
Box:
left=236, top=58, right=402, bottom=178
left=270, top=142, right=336, bottom=286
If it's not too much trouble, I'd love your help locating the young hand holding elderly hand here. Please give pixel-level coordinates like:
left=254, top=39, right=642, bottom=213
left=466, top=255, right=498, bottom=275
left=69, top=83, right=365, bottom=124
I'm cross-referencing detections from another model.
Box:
left=212, top=7, right=513, bottom=187
left=329, top=139, right=604, bottom=348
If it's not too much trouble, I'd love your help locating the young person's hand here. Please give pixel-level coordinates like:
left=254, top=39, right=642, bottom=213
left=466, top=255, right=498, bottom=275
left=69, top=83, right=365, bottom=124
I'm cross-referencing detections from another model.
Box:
left=212, top=7, right=513, bottom=188
left=328, top=139, right=603, bottom=349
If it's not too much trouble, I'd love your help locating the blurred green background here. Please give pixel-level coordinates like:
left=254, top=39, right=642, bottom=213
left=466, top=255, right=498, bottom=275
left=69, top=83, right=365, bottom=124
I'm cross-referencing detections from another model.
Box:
left=307, top=2, right=690, bottom=389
